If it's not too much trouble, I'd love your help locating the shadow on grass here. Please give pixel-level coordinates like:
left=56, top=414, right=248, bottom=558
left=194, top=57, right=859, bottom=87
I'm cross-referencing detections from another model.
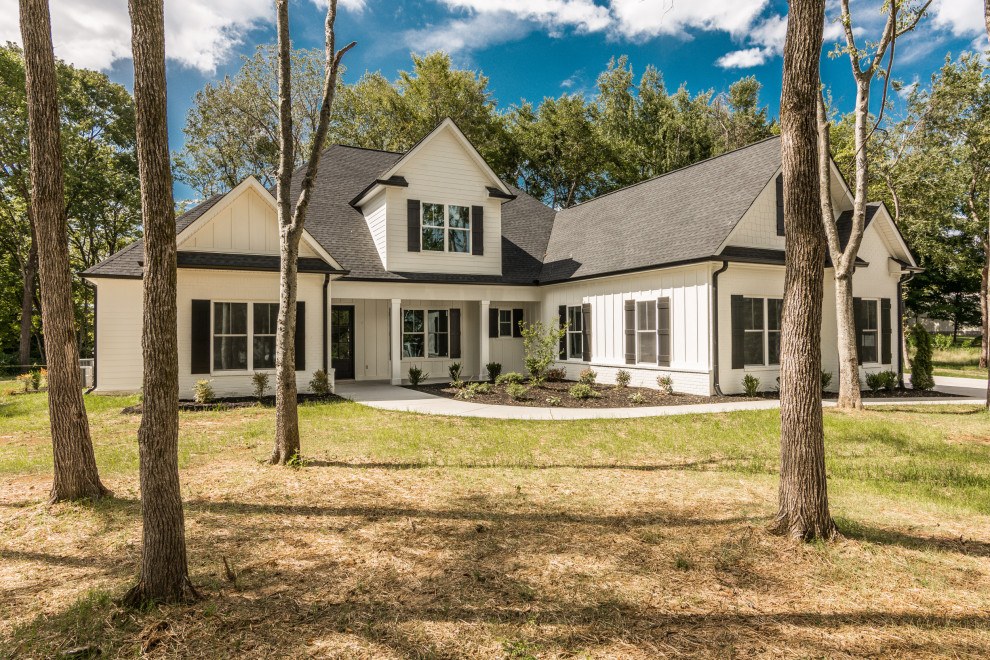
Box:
left=838, top=518, right=990, bottom=557
left=303, top=457, right=735, bottom=472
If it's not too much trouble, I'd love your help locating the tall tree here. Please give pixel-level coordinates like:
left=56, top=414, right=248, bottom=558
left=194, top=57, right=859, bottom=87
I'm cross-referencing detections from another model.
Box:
left=819, top=0, right=932, bottom=409
left=121, top=0, right=195, bottom=604
left=269, top=0, right=354, bottom=465
left=769, top=0, right=837, bottom=541
left=18, top=0, right=108, bottom=502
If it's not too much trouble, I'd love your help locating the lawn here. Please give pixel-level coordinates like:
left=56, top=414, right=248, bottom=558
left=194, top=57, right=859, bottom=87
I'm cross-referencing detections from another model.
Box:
left=2, top=390, right=990, bottom=658
left=909, top=341, right=988, bottom=380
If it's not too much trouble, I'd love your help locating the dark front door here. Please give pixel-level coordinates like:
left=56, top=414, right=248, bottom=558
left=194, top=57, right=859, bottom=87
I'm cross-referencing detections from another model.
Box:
left=330, top=306, right=355, bottom=380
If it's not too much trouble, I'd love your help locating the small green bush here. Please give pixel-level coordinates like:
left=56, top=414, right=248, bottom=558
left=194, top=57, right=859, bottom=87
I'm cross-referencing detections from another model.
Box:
left=615, top=369, right=631, bottom=388
left=16, top=373, right=32, bottom=392
left=821, top=370, right=833, bottom=391
left=878, top=370, right=898, bottom=392
left=496, top=372, right=526, bottom=385
left=569, top=383, right=600, bottom=399
left=931, top=333, right=954, bottom=350
left=310, top=369, right=332, bottom=396
left=193, top=379, right=215, bottom=403
left=742, top=374, right=760, bottom=397
left=656, top=373, right=673, bottom=395
left=578, top=368, right=597, bottom=385
left=470, top=381, right=493, bottom=395
left=455, top=388, right=475, bottom=400
left=519, top=319, right=566, bottom=382
left=506, top=382, right=529, bottom=400
left=629, top=392, right=645, bottom=405
left=407, top=366, right=428, bottom=387
left=29, top=368, right=42, bottom=391
left=448, top=362, right=463, bottom=385
left=911, top=324, right=935, bottom=391
left=486, top=361, right=502, bottom=383
left=544, top=367, right=567, bottom=382
left=865, top=372, right=884, bottom=394
left=251, top=372, right=270, bottom=400
left=547, top=396, right=562, bottom=406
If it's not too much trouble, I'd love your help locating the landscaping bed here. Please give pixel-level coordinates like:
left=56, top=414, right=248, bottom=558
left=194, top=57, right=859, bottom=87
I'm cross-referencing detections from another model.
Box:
left=120, top=392, right=343, bottom=414
left=741, top=388, right=964, bottom=400
left=410, top=380, right=756, bottom=408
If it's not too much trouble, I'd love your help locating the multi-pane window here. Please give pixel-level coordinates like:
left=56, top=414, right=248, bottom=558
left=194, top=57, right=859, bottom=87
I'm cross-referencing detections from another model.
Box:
left=742, top=297, right=783, bottom=366
left=253, top=303, right=279, bottom=369
left=636, top=300, right=657, bottom=363
left=856, top=298, right=879, bottom=363
left=499, top=309, right=513, bottom=337
left=214, top=302, right=248, bottom=371
left=422, top=203, right=471, bottom=253
left=566, top=305, right=583, bottom=359
left=402, top=309, right=449, bottom=358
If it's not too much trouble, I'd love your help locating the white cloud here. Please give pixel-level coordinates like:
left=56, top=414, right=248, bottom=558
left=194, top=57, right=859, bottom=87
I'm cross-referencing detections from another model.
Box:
left=715, top=46, right=773, bottom=69
left=607, top=0, right=768, bottom=41
left=932, top=0, right=983, bottom=37
left=0, top=0, right=361, bottom=74
left=404, top=11, right=532, bottom=55
left=441, top=0, right=611, bottom=33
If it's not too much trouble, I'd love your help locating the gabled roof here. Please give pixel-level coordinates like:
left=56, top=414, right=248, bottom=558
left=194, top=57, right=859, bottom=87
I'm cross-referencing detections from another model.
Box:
left=540, top=136, right=783, bottom=283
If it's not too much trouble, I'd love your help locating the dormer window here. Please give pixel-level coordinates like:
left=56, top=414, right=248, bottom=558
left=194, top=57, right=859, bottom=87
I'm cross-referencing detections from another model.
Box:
left=422, top=203, right=470, bottom=253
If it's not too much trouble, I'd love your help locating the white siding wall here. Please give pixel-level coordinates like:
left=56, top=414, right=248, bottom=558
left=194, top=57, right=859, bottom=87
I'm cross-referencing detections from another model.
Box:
left=384, top=128, right=503, bottom=275
left=330, top=298, right=390, bottom=380
left=362, top=191, right=388, bottom=268
left=487, top=303, right=539, bottom=376
left=93, top=277, right=144, bottom=393
left=539, top=265, right=713, bottom=395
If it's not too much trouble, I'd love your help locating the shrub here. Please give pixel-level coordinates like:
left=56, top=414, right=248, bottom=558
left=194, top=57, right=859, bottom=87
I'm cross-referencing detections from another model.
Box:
left=448, top=362, right=463, bottom=385
left=615, top=369, right=631, bottom=388
left=193, top=379, right=215, bottom=403
left=578, top=368, right=597, bottom=385
left=742, top=374, right=760, bottom=397
left=569, top=383, right=600, bottom=399
left=455, top=388, right=475, bottom=400
left=656, top=373, right=673, bottom=395
left=310, top=369, right=332, bottom=396
left=16, top=373, right=31, bottom=392
left=470, top=381, right=493, bottom=395
left=519, top=319, right=566, bottom=382
left=496, top=372, right=526, bottom=386
left=544, top=367, right=566, bottom=382
left=29, top=368, right=42, bottom=391
left=865, top=372, right=884, bottom=394
left=931, top=333, right=953, bottom=350
left=629, top=392, right=645, bottom=405
left=407, top=366, right=428, bottom=387
left=251, top=372, right=270, bottom=400
left=547, top=395, right=563, bottom=407
left=38, top=367, right=47, bottom=389
left=911, top=324, right=935, bottom=391
left=506, top=382, right=529, bottom=401
left=486, top=361, right=502, bottom=383
left=821, top=370, right=833, bottom=391
left=878, top=369, right=898, bottom=392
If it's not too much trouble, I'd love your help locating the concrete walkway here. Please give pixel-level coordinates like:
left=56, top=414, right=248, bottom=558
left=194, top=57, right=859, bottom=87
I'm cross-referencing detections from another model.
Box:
left=334, top=375, right=986, bottom=420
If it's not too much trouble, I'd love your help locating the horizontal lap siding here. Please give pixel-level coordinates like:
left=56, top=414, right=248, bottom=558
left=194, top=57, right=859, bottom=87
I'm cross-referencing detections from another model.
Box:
left=93, top=278, right=144, bottom=392
left=362, top=191, right=388, bottom=267
left=540, top=265, right=712, bottom=395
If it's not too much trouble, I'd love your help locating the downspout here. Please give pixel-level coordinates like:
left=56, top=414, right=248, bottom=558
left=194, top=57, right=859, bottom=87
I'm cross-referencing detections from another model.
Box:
left=711, top=261, right=730, bottom=396
left=897, top=270, right=916, bottom=388
left=322, top=273, right=330, bottom=373
left=85, top=281, right=97, bottom=394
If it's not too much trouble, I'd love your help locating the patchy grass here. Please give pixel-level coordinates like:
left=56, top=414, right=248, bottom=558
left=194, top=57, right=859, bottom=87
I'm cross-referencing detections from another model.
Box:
left=910, top=343, right=988, bottom=380
left=2, top=391, right=990, bottom=657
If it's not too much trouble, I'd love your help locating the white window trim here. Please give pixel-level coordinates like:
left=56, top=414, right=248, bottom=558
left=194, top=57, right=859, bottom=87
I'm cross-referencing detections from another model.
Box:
left=210, top=300, right=281, bottom=376
left=401, top=307, right=452, bottom=360
left=859, top=297, right=881, bottom=366
left=565, top=305, right=583, bottom=361
left=497, top=308, right=513, bottom=338
left=635, top=299, right=657, bottom=365
left=421, top=202, right=472, bottom=254
left=742, top=296, right=783, bottom=368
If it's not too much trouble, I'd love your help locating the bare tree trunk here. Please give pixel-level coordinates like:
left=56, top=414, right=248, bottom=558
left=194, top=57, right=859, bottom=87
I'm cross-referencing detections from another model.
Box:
left=18, top=220, right=37, bottom=366
left=768, top=0, right=837, bottom=542
left=270, top=0, right=354, bottom=464
left=19, top=0, right=109, bottom=503
left=121, top=0, right=196, bottom=606
left=982, top=248, right=988, bottom=370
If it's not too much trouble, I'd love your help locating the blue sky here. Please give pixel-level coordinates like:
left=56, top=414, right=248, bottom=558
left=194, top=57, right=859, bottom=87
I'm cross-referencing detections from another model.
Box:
left=1, top=0, right=986, bottom=200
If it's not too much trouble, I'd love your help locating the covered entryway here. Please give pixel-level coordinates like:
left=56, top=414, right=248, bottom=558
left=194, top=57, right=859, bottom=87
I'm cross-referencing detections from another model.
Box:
left=330, top=305, right=355, bottom=379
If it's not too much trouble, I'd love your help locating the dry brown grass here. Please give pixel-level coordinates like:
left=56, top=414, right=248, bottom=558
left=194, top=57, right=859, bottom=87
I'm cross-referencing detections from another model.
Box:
left=3, top=445, right=990, bottom=659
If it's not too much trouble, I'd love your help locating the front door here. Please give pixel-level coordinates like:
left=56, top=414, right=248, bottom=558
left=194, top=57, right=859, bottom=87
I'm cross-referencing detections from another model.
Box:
left=330, top=306, right=355, bottom=380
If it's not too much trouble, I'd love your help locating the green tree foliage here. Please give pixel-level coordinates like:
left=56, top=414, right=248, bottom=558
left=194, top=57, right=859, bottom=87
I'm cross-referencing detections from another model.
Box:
left=0, top=43, right=140, bottom=361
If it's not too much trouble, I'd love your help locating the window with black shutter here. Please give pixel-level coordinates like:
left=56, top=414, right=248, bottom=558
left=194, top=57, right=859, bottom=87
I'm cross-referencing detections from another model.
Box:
left=657, top=297, right=671, bottom=367
left=775, top=173, right=785, bottom=236
left=624, top=300, right=636, bottom=365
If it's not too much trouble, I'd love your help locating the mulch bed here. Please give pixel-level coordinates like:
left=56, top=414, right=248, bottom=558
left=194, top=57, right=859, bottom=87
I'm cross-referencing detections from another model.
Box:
left=747, top=387, right=964, bottom=400
left=121, top=393, right=343, bottom=415
left=411, top=381, right=757, bottom=408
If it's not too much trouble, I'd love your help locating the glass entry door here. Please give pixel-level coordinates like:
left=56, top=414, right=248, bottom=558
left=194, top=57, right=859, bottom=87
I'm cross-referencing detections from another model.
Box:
left=330, top=306, right=355, bottom=379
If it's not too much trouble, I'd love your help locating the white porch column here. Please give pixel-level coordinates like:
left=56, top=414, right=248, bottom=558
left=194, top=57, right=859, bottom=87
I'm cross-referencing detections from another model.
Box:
left=479, top=300, right=490, bottom=380
left=390, top=298, right=402, bottom=385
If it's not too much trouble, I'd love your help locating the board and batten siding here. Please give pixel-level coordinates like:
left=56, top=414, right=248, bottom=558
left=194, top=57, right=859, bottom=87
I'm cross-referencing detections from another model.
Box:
left=487, top=302, right=538, bottom=376
left=384, top=127, right=503, bottom=275
left=540, top=264, right=713, bottom=395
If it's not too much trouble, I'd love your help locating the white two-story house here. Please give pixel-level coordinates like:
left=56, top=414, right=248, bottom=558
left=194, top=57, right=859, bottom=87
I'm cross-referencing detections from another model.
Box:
left=83, top=118, right=917, bottom=397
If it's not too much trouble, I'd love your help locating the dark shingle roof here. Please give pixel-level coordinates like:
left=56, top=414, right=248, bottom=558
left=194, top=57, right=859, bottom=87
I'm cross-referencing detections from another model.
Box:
left=836, top=202, right=881, bottom=251
left=540, top=136, right=782, bottom=282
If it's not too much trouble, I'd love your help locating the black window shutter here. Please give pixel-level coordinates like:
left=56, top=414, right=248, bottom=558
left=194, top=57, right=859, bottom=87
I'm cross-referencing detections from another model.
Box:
left=512, top=308, right=524, bottom=338
left=191, top=299, right=211, bottom=374
left=775, top=173, right=785, bottom=237
left=881, top=298, right=892, bottom=364
left=558, top=305, right=567, bottom=359
left=472, top=205, right=484, bottom=255
left=657, top=297, right=671, bottom=367
left=295, top=301, right=306, bottom=371
left=450, top=308, right=462, bottom=359
left=407, top=199, right=420, bottom=252
left=581, top=303, right=592, bottom=361
left=624, top=300, right=636, bottom=365
left=853, top=297, right=864, bottom=364
left=730, top=295, right=745, bottom=370
left=489, top=308, right=499, bottom=338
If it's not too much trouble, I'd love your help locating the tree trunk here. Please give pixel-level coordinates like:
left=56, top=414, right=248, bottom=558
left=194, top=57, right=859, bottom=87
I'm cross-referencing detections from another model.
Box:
left=982, top=260, right=988, bottom=369
left=19, top=0, right=109, bottom=503
left=834, top=274, right=862, bottom=409
left=18, top=226, right=37, bottom=366
left=121, top=0, right=196, bottom=606
left=768, top=0, right=837, bottom=542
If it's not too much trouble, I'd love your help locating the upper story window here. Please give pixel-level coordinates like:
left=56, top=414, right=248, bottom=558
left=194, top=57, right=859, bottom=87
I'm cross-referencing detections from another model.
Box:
left=422, top=203, right=470, bottom=253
